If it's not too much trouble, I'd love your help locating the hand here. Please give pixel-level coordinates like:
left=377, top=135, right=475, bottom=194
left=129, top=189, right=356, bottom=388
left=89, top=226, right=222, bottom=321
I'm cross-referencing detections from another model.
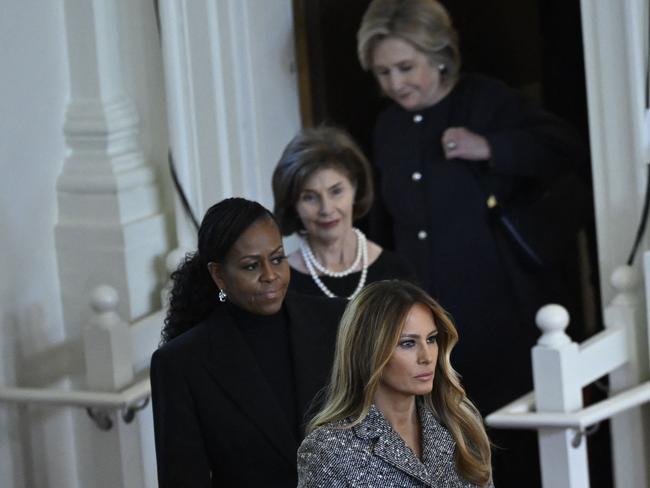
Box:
left=441, top=127, right=491, bottom=161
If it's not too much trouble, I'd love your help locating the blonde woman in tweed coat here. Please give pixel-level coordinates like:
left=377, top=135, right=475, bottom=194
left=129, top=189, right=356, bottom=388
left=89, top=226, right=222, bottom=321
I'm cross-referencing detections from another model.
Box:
left=297, top=280, right=493, bottom=487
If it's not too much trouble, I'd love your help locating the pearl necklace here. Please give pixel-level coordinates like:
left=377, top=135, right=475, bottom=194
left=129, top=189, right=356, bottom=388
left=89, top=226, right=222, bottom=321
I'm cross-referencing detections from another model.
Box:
left=300, top=228, right=369, bottom=300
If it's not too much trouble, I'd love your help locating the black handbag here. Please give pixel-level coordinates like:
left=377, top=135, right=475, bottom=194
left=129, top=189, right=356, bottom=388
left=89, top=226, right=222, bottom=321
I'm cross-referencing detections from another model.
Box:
left=446, top=75, right=591, bottom=272
left=475, top=169, right=590, bottom=272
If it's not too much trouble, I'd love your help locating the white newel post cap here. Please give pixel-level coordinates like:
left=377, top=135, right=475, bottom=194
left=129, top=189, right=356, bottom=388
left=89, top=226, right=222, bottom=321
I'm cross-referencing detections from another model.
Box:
left=91, top=285, right=119, bottom=314
left=86, top=285, right=133, bottom=390
left=536, top=303, right=571, bottom=347
left=161, top=248, right=189, bottom=308
left=611, top=264, right=638, bottom=306
left=165, top=248, right=187, bottom=276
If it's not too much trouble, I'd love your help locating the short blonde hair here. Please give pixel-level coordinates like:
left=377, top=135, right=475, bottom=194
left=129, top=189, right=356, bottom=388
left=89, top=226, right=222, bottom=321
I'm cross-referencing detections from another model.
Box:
left=357, top=0, right=461, bottom=86
left=308, top=280, right=491, bottom=486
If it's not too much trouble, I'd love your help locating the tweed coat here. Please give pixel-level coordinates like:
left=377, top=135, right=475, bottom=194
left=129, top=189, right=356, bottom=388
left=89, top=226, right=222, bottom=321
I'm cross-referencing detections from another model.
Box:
left=151, top=291, right=346, bottom=488
left=297, top=403, right=493, bottom=487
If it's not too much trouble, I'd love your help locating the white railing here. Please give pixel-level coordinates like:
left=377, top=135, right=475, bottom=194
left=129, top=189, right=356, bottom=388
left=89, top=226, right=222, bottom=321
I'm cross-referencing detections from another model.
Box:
left=0, top=250, right=184, bottom=487
left=0, top=286, right=162, bottom=430
left=0, top=249, right=185, bottom=423
left=486, top=264, right=650, bottom=488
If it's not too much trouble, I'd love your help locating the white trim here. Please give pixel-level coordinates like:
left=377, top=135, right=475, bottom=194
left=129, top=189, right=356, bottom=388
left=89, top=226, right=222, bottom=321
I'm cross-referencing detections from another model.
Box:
left=486, top=381, right=650, bottom=431
left=159, top=0, right=301, bottom=243
left=0, top=379, right=151, bottom=411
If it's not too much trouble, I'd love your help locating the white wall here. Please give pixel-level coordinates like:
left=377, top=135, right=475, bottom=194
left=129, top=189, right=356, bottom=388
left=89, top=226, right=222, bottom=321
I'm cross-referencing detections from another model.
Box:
left=0, top=0, right=170, bottom=486
left=0, top=1, right=75, bottom=487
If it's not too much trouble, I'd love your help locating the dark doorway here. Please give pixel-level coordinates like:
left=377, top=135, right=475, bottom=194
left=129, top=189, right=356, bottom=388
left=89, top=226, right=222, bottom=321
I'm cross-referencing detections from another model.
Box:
left=293, top=1, right=609, bottom=486
left=293, top=0, right=589, bottom=149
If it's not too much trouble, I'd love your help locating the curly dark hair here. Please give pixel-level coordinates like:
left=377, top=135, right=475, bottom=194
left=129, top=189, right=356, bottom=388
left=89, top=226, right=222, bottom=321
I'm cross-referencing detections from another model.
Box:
left=160, top=197, right=277, bottom=344
left=272, top=126, right=374, bottom=236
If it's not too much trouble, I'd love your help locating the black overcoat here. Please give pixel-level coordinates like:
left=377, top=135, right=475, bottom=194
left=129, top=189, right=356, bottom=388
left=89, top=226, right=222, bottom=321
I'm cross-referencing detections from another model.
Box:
left=150, top=291, right=346, bottom=487
left=371, top=74, right=586, bottom=414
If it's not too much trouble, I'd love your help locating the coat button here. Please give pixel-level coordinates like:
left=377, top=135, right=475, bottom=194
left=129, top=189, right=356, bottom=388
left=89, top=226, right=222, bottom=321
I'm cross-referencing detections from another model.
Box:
left=417, top=230, right=428, bottom=240
left=411, top=171, right=422, bottom=181
left=413, top=114, right=423, bottom=123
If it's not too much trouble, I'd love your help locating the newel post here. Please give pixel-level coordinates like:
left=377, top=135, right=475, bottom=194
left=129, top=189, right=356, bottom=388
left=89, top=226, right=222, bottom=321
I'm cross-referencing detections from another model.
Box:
left=606, top=265, right=648, bottom=488
left=83, top=286, right=144, bottom=488
left=532, top=304, right=589, bottom=488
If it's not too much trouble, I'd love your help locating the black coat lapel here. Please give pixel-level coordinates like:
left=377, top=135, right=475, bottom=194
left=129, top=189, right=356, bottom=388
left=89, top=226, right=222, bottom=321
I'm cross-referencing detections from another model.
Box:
left=200, top=308, right=298, bottom=466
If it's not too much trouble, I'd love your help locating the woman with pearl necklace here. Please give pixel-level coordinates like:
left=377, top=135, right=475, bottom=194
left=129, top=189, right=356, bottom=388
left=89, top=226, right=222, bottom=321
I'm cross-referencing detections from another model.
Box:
left=272, top=126, right=414, bottom=300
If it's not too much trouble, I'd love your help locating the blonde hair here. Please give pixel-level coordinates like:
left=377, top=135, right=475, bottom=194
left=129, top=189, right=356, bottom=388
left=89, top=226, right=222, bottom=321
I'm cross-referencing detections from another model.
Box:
left=357, top=0, right=461, bottom=87
left=308, top=280, right=491, bottom=486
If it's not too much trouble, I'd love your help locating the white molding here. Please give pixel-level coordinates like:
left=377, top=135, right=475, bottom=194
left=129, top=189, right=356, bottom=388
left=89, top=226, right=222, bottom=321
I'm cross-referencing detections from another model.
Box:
left=580, top=0, right=647, bottom=301
left=580, top=2, right=650, bottom=486
left=159, top=0, right=301, bottom=248
left=159, top=0, right=204, bottom=248
left=55, top=1, right=170, bottom=485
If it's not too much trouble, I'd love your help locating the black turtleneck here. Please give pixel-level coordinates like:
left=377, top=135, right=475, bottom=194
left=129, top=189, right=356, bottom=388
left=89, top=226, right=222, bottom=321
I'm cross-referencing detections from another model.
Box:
left=226, top=302, right=299, bottom=439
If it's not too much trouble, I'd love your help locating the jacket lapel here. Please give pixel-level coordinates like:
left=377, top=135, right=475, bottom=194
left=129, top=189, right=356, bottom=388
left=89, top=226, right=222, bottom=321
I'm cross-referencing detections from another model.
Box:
left=200, top=307, right=298, bottom=466
left=355, top=405, right=432, bottom=485
left=420, top=405, right=457, bottom=483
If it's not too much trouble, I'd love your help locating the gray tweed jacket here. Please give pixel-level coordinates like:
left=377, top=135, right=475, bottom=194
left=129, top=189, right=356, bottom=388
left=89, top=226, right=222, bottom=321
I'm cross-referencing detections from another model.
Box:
left=297, top=403, right=493, bottom=487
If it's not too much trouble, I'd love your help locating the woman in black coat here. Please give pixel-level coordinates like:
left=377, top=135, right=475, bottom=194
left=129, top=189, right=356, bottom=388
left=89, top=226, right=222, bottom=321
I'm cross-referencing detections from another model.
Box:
left=150, top=198, right=345, bottom=487
left=357, top=1, right=587, bottom=486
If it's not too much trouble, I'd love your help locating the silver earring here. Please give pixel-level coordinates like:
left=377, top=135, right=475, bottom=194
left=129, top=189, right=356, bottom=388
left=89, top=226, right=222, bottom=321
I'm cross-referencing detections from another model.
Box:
left=437, top=63, right=446, bottom=73
left=218, top=289, right=227, bottom=302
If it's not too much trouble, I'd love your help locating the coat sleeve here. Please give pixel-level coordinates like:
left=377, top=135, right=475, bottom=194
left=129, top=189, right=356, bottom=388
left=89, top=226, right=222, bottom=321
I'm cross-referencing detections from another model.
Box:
left=297, top=433, right=352, bottom=488
left=475, top=79, right=587, bottom=181
left=150, top=348, right=213, bottom=488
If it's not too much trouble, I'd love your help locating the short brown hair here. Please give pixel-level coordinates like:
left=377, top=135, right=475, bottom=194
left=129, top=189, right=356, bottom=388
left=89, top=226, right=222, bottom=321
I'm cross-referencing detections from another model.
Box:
left=357, top=0, right=461, bottom=87
left=272, top=127, right=374, bottom=236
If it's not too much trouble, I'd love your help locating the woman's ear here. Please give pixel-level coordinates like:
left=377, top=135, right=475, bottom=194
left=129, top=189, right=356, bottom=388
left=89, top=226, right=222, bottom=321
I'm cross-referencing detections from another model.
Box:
left=207, top=262, right=226, bottom=291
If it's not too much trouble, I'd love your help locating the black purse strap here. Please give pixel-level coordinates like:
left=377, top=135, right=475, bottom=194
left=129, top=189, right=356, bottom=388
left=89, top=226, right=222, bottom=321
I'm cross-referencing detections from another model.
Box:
left=447, top=77, right=545, bottom=269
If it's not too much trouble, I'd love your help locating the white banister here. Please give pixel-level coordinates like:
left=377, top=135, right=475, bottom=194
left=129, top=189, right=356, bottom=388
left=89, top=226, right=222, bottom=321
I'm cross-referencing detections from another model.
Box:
left=83, top=286, right=145, bottom=487
left=0, top=378, right=150, bottom=412
left=0, top=287, right=162, bottom=427
left=533, top=304, right=589, bottom=488
left=486, top=381, right=650, bottom=431
left=607, top=263, right=647, bottom=488
left=0, top=284, right=163, bottom=487
left=486, top=264, right=649, bottom=488
left=84, top=286, right=135, bottom=392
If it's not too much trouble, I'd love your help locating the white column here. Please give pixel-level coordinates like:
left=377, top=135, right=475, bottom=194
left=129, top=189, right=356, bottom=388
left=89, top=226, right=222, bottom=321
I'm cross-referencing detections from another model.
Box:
left=610, top=263, right=650, bottom=488
left=56, top=1, right=169, bottom=486
left=533, top=305, right=589, bottom=488
left=580, top=0, right=648, bottom=302
left=56, top=0, right=169, bottom=326
left=159, top=0, right=301, bottom=248
left=581, top=3, right=650, bottom=484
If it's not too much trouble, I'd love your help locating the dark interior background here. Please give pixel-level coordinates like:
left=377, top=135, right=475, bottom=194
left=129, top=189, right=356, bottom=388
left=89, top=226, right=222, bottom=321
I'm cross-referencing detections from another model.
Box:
left=295, top=0, right=589, bottom=154
left=293, top=1, right=609, bottom=485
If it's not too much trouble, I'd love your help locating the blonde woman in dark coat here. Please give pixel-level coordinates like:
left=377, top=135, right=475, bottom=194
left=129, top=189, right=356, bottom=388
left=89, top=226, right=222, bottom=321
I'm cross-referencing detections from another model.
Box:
left=297, top=280, right=493, bottom=487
